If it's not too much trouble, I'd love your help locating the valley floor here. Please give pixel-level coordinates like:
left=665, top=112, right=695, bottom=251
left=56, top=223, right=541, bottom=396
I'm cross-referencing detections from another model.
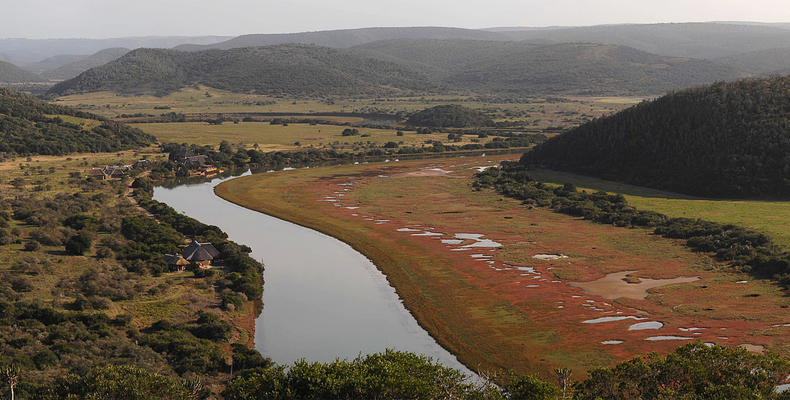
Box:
left=216, top=155, right=790, bottom=378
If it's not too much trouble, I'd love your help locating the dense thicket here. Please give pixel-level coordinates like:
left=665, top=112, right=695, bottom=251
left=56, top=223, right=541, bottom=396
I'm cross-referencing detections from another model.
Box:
left=0, top=88, right=155, bottom=155
left=475, top=162, right=790, bottom=287
left=48, top=45, right=436, bottom=97
left=406, top=105, right=493, bottom=127
left=522, top=76, right=790, bottom=198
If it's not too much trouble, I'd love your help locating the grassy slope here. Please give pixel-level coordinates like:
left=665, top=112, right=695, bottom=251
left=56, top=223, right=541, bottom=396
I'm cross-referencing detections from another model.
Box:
left=526, top=169, right=790, bottom=247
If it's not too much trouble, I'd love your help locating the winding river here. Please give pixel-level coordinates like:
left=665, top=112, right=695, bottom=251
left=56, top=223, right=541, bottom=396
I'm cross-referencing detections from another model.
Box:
left=153, top=172, right=473, bottom=375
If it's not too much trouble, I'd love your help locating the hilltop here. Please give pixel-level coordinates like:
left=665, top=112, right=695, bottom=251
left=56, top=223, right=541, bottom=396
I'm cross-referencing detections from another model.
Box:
left=521, top=75, right=790, bottom=198
left=173, top=26, right=507, bottom=51
left=0, top=87, right=155, bottom=155
left=48, top=45, right=437, bottom=97
left=0, top=60, right=43, bottom=82
left=50, top=40, right=744, bottom=98
left=492, top=23, right=790, bottom=59
left=38, top=47, right=130, bottom=80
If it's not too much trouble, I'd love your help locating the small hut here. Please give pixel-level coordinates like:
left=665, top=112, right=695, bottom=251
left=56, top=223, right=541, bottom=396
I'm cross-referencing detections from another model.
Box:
left=163, top=254, right=190, bottom=272
left=181, top=240, right=220, bottom=268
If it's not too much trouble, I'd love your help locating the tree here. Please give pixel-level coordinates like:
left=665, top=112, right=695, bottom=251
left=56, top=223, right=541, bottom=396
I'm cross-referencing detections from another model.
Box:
left=65, top=231, right=92, bottom=255
left=0, top=365, right=19, bottom=400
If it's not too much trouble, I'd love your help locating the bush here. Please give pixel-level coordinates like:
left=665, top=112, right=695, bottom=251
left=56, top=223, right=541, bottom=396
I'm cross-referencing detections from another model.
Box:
left=23, top=240, right=40, bottom=252
left=65, top=231, right=92, bottom=255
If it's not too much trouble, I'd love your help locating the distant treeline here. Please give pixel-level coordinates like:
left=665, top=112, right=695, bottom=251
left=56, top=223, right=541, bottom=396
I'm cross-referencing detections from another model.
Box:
left=522, top=76, right=790, bottom=198
left=476, top=161, right=790, bottom=288
left=0, top=88, right=154, bottom=155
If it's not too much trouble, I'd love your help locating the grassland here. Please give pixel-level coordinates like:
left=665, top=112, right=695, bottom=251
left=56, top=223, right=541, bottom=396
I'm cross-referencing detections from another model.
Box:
left=53, top=86, right=637, bottom=130
left=216, top=156, right=790, bottom=378
left=526, top=169, right=790, bottom=247
left=137, top=121, right=490, bottom=151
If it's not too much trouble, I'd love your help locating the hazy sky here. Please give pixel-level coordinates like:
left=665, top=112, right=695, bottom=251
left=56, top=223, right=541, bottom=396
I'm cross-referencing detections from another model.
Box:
left=3, top=0, right=790, bottom=39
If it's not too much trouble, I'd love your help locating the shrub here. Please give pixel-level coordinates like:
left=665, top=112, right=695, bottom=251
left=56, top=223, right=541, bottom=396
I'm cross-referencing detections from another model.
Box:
left=65, top=231, right=92, bottom=255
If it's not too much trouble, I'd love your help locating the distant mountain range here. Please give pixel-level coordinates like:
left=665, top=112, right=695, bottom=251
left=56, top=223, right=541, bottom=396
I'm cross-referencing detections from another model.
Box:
left=37, top=48, right=130, bottom=80
left=0, top=36, right=230, bottom=65
left=48, top=39, right=746, bottom=97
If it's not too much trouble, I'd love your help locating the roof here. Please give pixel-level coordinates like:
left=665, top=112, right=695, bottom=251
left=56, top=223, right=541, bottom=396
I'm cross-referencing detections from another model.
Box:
left=181, top=241, right=220, bottom=262
left=163, top=254, right=189, bottom=265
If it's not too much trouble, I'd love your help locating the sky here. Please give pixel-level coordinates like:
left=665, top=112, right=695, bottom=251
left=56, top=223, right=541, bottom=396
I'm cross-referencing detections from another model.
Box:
left=2, top=0, right=790, bottom=39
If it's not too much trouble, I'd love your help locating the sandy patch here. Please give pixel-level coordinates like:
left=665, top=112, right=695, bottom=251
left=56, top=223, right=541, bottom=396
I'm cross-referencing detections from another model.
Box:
left=570, top=270, right=700, bottom=300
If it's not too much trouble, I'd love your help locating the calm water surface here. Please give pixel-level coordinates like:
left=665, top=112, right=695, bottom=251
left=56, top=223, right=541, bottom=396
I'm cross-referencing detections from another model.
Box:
left=154, top=172, right=472, bottom=375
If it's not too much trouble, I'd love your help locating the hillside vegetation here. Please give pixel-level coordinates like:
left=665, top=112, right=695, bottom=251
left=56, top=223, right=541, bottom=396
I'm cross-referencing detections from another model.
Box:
left=355, top=39, right=743, bottom=95
left=48, top=45, right=436, bottom=97
left=521, top=76, right=790, bottom=198
left=51, top=40, right=744, bottom=98
left=406, top=104, right=493, bottom=127
left=0, top=88, right=154, bottom=154
left=0, top=60, right=42, bottom=83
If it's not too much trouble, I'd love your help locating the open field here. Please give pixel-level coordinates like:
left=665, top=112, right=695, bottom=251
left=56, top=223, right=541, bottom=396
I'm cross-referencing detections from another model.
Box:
left=137, top=121, right=491, bottom=151
left=526, top=169, right=790, bottom=247
left=53, top=86, right=638, bottom=130
left=216, top=156, right=790, bottom=378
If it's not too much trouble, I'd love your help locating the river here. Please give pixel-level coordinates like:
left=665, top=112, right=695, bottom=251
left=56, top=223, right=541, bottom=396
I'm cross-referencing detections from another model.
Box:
left=153, top=171, right=473, bottom=375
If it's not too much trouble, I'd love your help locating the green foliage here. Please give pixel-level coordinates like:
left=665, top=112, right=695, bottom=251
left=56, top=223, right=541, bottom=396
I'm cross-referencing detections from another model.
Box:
left=46, top=365, right=191, bottom=400
left=407, top=104, right=493, bottom=128
left=505, top=374, right=558, bottom=400
left=523, top=76, right=790, bottom=198
left=576, top=343, right=789, bottom=400
left=0, top=88, right=155, bottom=155
left=64, top=231, right=92, bottom=256
left=224, top=350, right=484, bottom=400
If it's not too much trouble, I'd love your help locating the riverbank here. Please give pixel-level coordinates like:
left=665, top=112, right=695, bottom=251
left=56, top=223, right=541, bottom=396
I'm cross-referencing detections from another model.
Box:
left=215, top=155, right=790, bottom=378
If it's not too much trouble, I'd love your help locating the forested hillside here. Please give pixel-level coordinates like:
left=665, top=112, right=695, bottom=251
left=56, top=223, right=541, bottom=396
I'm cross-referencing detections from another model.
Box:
left=48, top=45, right=437, bottom=97
left=355, top=39, right=744, bottom=95
left=0, top=61, right=42, bottom=83
left=0, top=88, right=154, bottom=154
left=521, top=76, right=790, bottom=198
left=51, top=40, right=744, bottom=98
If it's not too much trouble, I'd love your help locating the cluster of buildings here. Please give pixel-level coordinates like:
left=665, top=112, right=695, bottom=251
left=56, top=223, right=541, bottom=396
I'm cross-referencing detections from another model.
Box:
left=163, top=240, right=221, bottom=272
left=173, top=150, right=221, bottom=177
left=87, top=159, right=151, bottom=180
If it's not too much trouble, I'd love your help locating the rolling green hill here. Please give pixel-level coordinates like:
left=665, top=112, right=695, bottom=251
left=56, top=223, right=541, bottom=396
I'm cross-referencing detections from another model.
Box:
left=48, top=45, right=437, bottom=97
left=41, top=47, right=129, bottom=80
left=353, top=39, right=745, bottom=95
left=51, top=40, right=744, bottom=98
left=0, top=87, right=155, bottom=154
left=0, top=60, right=43, bottom=82
left=521, top=76, right=790, bottom=198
